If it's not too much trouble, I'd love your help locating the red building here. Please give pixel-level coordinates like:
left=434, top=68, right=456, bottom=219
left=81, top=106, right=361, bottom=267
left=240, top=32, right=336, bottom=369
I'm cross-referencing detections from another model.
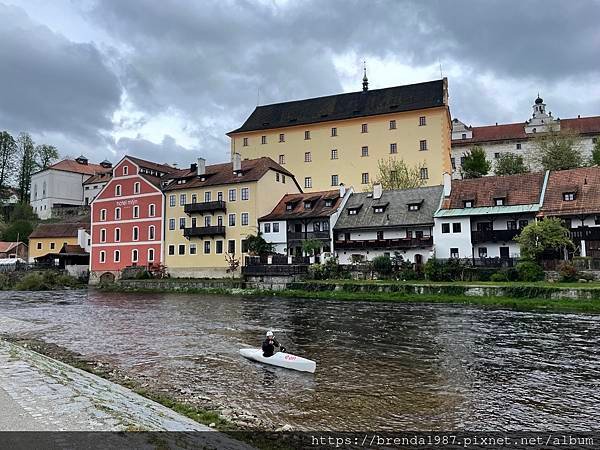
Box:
left=89, top=156, right=177, bottom=283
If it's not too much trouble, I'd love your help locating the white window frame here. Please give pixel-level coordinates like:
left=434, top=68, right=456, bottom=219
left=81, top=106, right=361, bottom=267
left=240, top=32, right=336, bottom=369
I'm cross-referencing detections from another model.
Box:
left=148, top=225, right=155, bottom=240
left=132, top=249, right=138, bottom=263
left=133, top=226, right=139, bottom=241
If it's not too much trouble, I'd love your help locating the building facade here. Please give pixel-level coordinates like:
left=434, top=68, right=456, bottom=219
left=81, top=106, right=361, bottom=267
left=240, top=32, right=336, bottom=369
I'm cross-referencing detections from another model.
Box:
left=0, top=242, right=28, bottom=260
left=434, top=172, right=547, bottom=261
left=334, top=184, right=442, bottom=265
left=89, top=156, right=175, bottom=283
left=451, top=96, right=600, bottom=177
left=163, top=156, right=301, bottom=278
left=83, top=169, right=112, bottom=206
left=28, top=222, right=90, bottom=263
left=30, top=156, right=112, bottom=219
left=229, top=78, right=452, bottom=192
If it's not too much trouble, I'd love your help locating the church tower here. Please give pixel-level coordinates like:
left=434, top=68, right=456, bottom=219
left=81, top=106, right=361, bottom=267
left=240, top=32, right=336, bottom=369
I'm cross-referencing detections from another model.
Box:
left=525, top=94, right=558, bottom=134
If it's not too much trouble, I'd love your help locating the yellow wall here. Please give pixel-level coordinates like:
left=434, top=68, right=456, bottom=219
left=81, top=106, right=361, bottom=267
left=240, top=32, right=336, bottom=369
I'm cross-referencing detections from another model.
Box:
left=164, top=169, right=300, bottom=271
left=29, top=237, right=78, bottom=261
left=230, top=107, right=452, bottom=192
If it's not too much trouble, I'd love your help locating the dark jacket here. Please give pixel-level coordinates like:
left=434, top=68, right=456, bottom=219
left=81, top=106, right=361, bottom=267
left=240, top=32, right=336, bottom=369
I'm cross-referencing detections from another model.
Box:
left=262, top=338, right=280, bottom=357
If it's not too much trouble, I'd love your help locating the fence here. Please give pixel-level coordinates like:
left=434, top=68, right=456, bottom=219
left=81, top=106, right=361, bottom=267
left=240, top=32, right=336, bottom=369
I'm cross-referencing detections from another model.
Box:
left=242, top=265, right=309, bottom=276
left=246, top=255, right=310, bottom=266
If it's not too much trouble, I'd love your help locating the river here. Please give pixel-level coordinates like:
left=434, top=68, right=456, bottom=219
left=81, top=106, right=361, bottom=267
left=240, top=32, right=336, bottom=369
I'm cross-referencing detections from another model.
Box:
left=0, top=290, right=598, bottom=431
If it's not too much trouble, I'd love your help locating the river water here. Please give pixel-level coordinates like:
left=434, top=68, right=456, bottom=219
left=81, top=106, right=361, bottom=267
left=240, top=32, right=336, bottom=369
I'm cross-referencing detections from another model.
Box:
left=0, top=290, right=598, bottom=431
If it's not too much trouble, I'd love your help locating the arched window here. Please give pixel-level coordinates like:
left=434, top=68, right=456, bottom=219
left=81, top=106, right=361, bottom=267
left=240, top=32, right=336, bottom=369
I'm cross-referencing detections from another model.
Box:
left=133, top=226, right=139, bottom=241
left=42, top=181, right=46, bottom=197
left=148, top=204, right=156, bottom=217
left=148, top=248, right=155, bottom=262
left=123, top=166, right=128, bottom=176
left=131, top=249, right=138, bottom=263
left=134, top=182, right=140, bottom=194
left=114, top=228, right=121, bottom=242
left=148, top=225, right=155, bottom=240
left=100, top=229, right=107, bottom=243
left=99, top=251, right=106, bottom=263
left=115, top=184, right=122, bottom=196
left=114, top=250, right=120, bottom=263
left=115, top=207, right=121, bottom=220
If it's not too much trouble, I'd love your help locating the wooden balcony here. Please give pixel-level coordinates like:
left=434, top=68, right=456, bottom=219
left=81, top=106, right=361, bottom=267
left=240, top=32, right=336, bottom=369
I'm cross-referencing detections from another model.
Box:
left=287, top=231, right=330, bottom=241
left=471, top=229, right=520, bottom=244
left=335, top=237, right=433, bottom=250
left=183, top=225, right=226, bottom=238
left=184, top=201, right=226, bottom=214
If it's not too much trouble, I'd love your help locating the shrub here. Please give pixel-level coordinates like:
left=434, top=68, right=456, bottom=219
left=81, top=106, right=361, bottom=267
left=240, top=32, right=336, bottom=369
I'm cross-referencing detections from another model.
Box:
left=372, top=256, right=393, bottom=277
left=424, top=258, right=445, bottom=281
left=396, top=260, right=423, bottom=280
left=516, top=261, right=544, bottom=282
left=558, top=262, right=579, bottom=282
left=490, top=272, right=509, bottom=282
left=308, top=258, right=350, bottom=280
left=424, top=258, right=470, bottom=281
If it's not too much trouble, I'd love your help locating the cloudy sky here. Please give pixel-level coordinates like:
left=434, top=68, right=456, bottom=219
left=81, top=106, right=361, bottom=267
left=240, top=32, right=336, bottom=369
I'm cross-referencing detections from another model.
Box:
left=1, top=0, right=599, bottom=166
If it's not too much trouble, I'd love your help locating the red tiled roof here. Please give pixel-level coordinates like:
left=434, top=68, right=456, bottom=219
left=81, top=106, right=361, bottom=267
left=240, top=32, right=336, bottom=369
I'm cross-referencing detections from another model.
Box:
left=83, top=172, right=112, bottom=185
left=0, top=242, right=25, bottom=253
left=29, top=222, right=89, bottom=239
left=127, top=156, right=178, bottom=174
left=444, top=172, right=545, bottom=209
left=47, top=159, right=111, bottom=176
left=539, top=167, right=600, bottom=217
left=61, top=244, right=87, bottom=255
left=259, top=190, right=341, bottom=221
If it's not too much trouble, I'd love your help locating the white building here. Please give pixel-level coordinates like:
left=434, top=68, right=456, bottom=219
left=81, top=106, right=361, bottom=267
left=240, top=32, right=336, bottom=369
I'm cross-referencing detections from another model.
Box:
left=451, top=96, right=600, bottom=177
left=82, top=168, right=112, bottom=206
left=30, top=156, right=112, bottom=219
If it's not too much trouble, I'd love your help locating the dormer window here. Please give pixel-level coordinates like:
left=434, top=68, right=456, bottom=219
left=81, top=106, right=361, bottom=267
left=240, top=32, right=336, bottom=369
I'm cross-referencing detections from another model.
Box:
left=563, top=192, right=576, bottom=201
left=286, top=204, right=293, bottom=211
left=324, top=199, right=333, bottom=207
left=464, top=200, right=473, bottom=208
left=304, top=201, right=312, bottom=210
left=348, top=209, right=358, bottom=215
left=494, top=197, right=505, bottom=206
left=374, top=206, right=385, bottom=213
left=408, top=203, right=420, bottom=211
left=461, top=133, right=466, bottom=140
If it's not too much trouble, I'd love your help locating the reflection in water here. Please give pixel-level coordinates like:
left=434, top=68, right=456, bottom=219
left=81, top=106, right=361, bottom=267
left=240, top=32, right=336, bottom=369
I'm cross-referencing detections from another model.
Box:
left=0, top=290, right=598, bottom=430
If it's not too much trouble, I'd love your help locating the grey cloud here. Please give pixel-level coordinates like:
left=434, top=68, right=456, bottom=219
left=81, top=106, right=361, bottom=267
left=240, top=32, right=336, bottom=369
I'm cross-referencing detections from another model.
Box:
left=114, top=135, right=199, bottom=167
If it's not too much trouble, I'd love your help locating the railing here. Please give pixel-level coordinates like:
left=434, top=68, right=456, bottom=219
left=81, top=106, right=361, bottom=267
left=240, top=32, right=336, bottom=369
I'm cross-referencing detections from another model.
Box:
left=470, top=229, right=521, bottom=244
left=287, top=231, right=330, bottom=241
left=570, top=227, right=600, bottom=241
left=242, top=265, right=309, bottom=276
left=183, top=225, right=226, bottom=238
left=246, top=255, right=310, bottom=266
left=334, top=237, right=433, bottom=250
left=184, top=200, right=226, bottom=214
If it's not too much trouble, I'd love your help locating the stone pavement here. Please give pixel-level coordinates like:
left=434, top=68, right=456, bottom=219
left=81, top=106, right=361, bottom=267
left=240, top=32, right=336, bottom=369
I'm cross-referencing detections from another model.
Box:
left=0, top=334, right=253, bottom=449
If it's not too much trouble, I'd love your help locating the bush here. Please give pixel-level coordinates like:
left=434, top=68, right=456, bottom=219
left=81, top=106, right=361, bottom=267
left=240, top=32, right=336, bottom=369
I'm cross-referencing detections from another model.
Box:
left=490, top=272, right=509, bottom=282
left=516, top=261, right=544, bottom=282
left=308, top=258, right=350, bottom=280
left=424, top=258, right=470, bottom=281
left=13, top=271, right=81, bottom=291
left=372, top=256, right=393, bottom=277
left=558, top=262, right=579, bottom=282
left=424, top=258, right=445, bottom=281
left=396, top=260, right=423, bottom=280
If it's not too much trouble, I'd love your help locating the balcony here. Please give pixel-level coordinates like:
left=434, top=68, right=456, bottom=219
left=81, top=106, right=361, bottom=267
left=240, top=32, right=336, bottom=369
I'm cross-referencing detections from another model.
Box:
left=471, top=229, right=520, bottom=244
left=183, top=225, right=226, bottom=238
left=570, top=227, right=600, bottom=241
left=184, top=201, right=226, bottom=214
left=335, top=237, right=433, bottom=250
left=288, top=231, right=330, bottom=241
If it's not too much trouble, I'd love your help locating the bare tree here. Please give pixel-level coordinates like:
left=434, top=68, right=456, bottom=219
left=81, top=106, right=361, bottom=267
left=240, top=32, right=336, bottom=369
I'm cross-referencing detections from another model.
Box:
left=370, top=157, right=426, bottom=191
left=0, top=131, right=17, bottom=192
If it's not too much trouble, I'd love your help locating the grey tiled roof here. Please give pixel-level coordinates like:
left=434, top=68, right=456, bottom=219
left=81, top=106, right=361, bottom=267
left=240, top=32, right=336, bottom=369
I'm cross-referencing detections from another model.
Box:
left=334, top=185, right=443, bottom=230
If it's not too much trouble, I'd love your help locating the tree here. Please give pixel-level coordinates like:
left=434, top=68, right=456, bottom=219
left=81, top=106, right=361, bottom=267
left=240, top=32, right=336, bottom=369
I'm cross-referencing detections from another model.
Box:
left=370, top=157, right=426, bottom=190
left=514, top=218, right=574, bottom=261
left=35, top=144, right=59, bottom=170
left=2, top=220, right=34, bottom=243
left=461, top=146, right=491, bottom=178
left=301, top=238, right=321, bottom=257
left=16, top=133, right=36, bottom=203
left=591, top=138, right=600, bottom=166
left=494, top=153, right=529, bottom=176
left=9, top=202, right=37, bottom=222
left=245, top=231, right=274, bottom=256
left=224, top=253, right=240, bottom=278
left=530, top=124, right=584, bottom=171
left=0, top=131, right=17, bottom=192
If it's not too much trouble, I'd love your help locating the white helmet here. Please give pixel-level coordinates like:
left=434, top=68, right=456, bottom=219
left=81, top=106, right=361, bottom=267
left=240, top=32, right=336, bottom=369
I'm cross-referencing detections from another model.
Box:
left=266, top=330, right=274, bottom=337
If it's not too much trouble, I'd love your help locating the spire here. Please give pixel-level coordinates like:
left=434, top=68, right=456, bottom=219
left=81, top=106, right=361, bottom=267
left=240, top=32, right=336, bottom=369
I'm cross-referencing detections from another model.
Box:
left=362, top=60, right=368, bottom=92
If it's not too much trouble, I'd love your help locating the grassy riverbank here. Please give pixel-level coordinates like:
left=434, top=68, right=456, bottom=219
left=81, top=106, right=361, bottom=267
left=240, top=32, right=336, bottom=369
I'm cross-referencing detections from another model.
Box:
left=0, top=271, right=84, bottom=291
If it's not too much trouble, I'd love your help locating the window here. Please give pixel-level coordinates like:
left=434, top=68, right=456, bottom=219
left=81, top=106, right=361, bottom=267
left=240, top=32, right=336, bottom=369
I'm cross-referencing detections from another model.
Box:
left=204, top=241, right=211, bottom=254
left=304, top=201, right=312, bottom=210
left=453, top=223, right=462, bottom=233
left=494, top=198, right=505, bottom=206
left=313, top=222, right=321, bottom=232
left=389, top=120, right=396, bottom=130
left=179, top=218, right=186, bottom=229
left=331, top=174, right=339, bottom=186
left=273, top=223, right=279, bottom=233
left=178, top=244, right=185, bottom=255
left=114, top=207, right=121, bottom=220
left=243, top=137, right=248, bottom=146
left=217, top=215, right=223, bottom=226
left=361, top=123, right=368, bottom=133
left=323, top=221, right=329, bottom=231
left=516, top=143, right=522, bottom=150
left=149, top=204, right=155, bottom=217
left=169, top=195, right=176, bottom=207
left=229, top=189, right=236, bottom=202
left=450, top=248, right=459, bottom=258
left=179, top=194, right=186, bottom=206
left=305, top=177, right=312, bottom=188
left=229, top=213, right=236, bottom=226
left=390, top=143, right=397, bottom=154
left=168, top=245, right=175, bottom=255
left=123, top=166, right=128, bottom=176
left=324, top=199, right=333, bottom=207
left=519, top=220, right=529, bottom=229
left=461, top=133, right=466, bottom=140
left=331, top=127, right=337, bottom=137
left=241, top=213, right=249, bottom=226
left=420, top=168, right=429, bottom=180
left=100, top=209, right=107, bottom=221
left=37, top=242, right=42, bottom=250
left=217, top=191, right=223, bottom=202
left=282, top=174, right=286, bottom=184
left=100, top=251, right=106, bottom=263
left=374, top=206, right=385, bottom=213
left=148, top=248, right=155, bottom=262
left=441, top=223, right=450, bottom=234
left=204, top=215, right=211, bottom=227
left=114, top=228, right=121, bottom=242
left=419, top=140, right=428, bottom=151
left=331, top=149, right=338, bottom=159
left=242, top=239, right=249, bottom=253
left=264, top=223, right=271, bottom=233
left=149, top=225, right=155, bottom=240
left=261, top=135, right=267, bottom=144
left=348, top=209, right=358, bottom=215
left=464, top=200, right=473, bottom=208
left=133, top=226, right=139, bottom=241
left=279, top=133, right=285, bottom=143
left=169, top=218, right=176, bottom=230
left=241, top=188, right=249, bottom=200
left=595, top=216, right=600, bottom=226
left=361, top=146, right=369, bottom=157
left=134, top=182, right=140, bottom=194
left=216, top=240, right=223, bottom=254
left=408, top=203, right=420, bottom=211
left=276, top=173, right=280, bottom=182
left=114, top=250, right=120, bottom=263
left=133, top=205, right=139, bottom=218
left=478, top=247, right=488, bottom=258
left=100, top=229, right=106, bottom=243
left=228, top=240, right=236, bottom=254
left=304, top=152, right=312, bottom=162
left=451, top=158, right=456, bottom=170
left=304, top=130, right=311, bottom=140
left=132, top=249, right=138, bottom=263
left=115, top=185, right=122, bottom=196
left=204, top=191, right=211, bottom=202
left=507, top=221, right=517, bottom=230
left=50, top=242, right=55, bottom=250
left=563, top=192, right=576, bottom=201
left=419, top=116, right=426, bottom=126
left=361, top=173, right=369, bottom=184
left=190, top=244, right=197, bottom=255
left=279, top=154, right=285, bottom=165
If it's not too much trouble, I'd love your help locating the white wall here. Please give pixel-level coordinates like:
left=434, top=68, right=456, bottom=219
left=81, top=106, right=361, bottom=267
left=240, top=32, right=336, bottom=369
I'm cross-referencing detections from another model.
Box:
left=337, top=247, right=434, bottom=265
left=473, top=242, right=520, bottom=259
left=31, top=169, right=88, bottom=219
left=260, top=220, right=287, bottom=253
left=84, top=182, right=107, bottom=205
left=433, top=216, right=472, bottom=259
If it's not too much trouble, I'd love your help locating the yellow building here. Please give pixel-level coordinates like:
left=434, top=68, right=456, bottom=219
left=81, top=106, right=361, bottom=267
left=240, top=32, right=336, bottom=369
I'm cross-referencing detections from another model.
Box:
left=163, top=156, right=301, bottom=277
left=228, top=77, right=452, bottom=192
left=28, top=222, right=89, bottom=263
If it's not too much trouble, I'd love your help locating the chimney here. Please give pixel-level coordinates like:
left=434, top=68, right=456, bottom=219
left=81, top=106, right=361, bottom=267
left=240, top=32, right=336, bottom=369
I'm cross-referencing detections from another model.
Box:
left=373, top=183, right=383, bottom=200
left=232, top=153, right=241, bottom=172
left=443, top=172, right=452, bottom=197
left=339, top=183, right=346, bottom=198
left=197, top=157, right=206, bottom=176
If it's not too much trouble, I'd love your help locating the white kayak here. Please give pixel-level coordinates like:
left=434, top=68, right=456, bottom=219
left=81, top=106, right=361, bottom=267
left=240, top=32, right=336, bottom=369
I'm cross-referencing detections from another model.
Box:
left=239, top=348, right=316, bottom=373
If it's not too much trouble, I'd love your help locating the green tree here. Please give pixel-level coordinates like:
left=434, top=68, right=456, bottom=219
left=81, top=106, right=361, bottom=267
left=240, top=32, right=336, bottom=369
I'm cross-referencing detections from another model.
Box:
left=0, top=131, right=17, bottom=192
left=2, top=220, right=34, bottom=243
left=494, top=152, right=529, bottom=176
left=591, top=138, right=600, bottom=166
left=372, top=255, right=393, bottom=277
left=245, top=231, right=274, bottom=256
left=530, top=124, right=583, bottom=170
left=301, top=238, right=322, bottom=256
left=9, top=202, right=37, bottom=221
left=35, top=144, right=59, bottom=170
left=16, top=133, right=36, bottom=203
left=370, top=157, right=426, bottom=190
left=514, top=218, right=574, bottom=261
left=461, top=146, right=491, bottom=178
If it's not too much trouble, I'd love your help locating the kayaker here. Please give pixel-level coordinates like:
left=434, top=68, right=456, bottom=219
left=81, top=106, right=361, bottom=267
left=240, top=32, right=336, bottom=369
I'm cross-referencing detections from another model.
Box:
left=262, top=330, right=285, bottom=357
